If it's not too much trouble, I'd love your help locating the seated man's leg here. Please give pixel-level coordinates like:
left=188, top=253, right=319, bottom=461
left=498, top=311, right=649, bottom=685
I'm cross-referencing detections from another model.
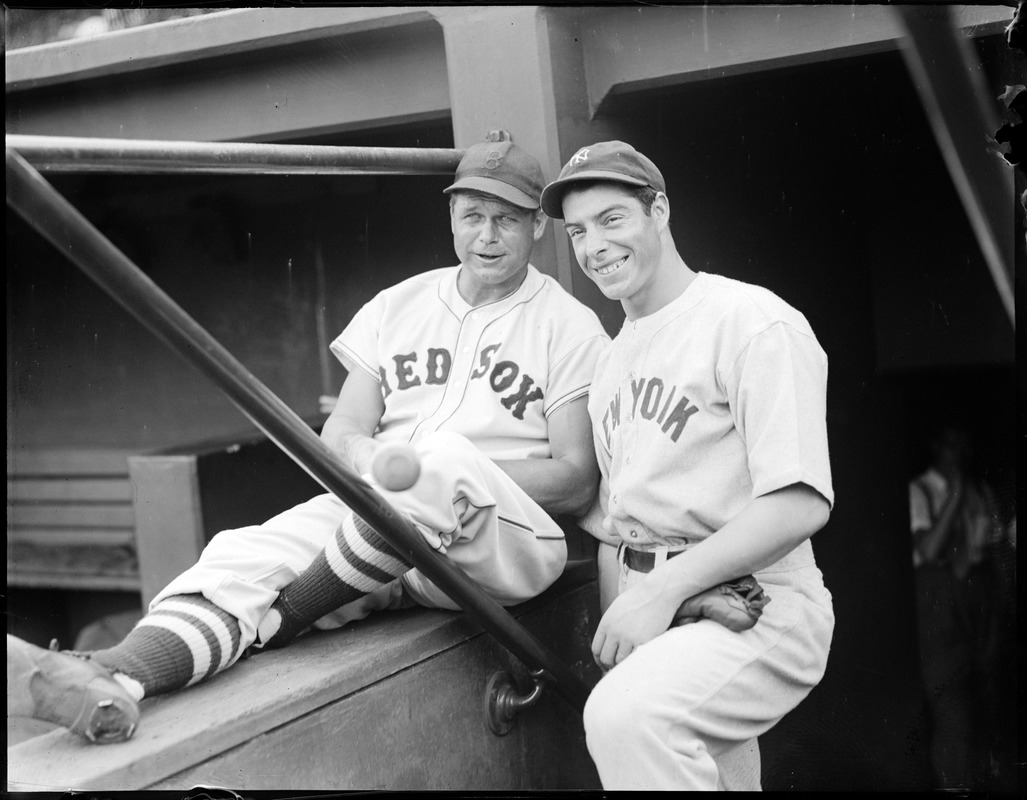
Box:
left=261, top=432, right=566, bottom=646
left=9, top=493, right=349, bottom=741
left=396, top=432, right=567, bottom=609
left=582, top=565, right=833, bottom=790
left=256, top=508, right=415, bottom=646
left=8, top=634, right=140, bottom=744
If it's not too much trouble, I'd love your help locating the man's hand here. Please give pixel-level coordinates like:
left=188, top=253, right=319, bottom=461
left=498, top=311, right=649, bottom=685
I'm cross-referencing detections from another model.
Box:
left=350, top=436, right=383, bottom=478
left=591, top=582, right=679, bottom=671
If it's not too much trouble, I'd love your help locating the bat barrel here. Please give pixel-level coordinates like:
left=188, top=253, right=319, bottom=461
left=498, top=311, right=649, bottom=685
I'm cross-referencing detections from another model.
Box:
left=5, top=145, right=591, bottom=713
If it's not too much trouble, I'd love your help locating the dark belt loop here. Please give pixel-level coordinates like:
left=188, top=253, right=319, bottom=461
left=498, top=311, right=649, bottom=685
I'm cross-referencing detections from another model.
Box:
left=623, top=546, right=686, bottom=574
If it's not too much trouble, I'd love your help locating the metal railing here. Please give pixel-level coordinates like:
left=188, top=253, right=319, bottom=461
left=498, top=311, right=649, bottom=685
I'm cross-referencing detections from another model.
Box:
left=5, top=134, right=463, bottom=175
left=5, top=136, right=592, bottom=714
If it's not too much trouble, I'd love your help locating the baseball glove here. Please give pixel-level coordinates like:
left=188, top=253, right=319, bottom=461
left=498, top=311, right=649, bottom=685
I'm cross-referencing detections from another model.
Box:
left=672, top=575, right=770, bottom=632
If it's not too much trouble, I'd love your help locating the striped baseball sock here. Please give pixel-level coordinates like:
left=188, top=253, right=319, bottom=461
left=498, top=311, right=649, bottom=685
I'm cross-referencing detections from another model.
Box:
left=258, top=512, right=413, bottom=649
left=91, top=594, right=245, bottom=698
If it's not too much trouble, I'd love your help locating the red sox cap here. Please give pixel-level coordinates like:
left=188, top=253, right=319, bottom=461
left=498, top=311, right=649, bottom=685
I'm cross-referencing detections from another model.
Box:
left=444, top=138, right=545, bottom=210
left=540, top=141, right=666, bottom=219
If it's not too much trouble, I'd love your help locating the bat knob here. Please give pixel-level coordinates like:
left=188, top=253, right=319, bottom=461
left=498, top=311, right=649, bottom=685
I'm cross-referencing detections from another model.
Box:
left=371, top=443, right=422, bottom=492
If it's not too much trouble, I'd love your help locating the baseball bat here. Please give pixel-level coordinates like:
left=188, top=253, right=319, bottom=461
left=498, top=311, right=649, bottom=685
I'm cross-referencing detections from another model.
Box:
left=6, top=146, right=591, bottom=713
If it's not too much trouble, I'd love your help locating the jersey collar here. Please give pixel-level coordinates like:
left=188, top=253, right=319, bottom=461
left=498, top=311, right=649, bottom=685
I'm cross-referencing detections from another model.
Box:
left=622, top=271, right=709, bottom=335
left=439, top=263, right=544, bottom=320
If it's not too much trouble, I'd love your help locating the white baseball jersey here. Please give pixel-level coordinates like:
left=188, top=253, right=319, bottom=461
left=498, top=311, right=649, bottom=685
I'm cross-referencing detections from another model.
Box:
left=332, top=264, right=609, bottom=460
left=582, top=271, right=833, bottom=563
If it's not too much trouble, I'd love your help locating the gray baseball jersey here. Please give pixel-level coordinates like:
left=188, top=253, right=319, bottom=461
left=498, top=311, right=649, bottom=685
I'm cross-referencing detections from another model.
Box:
left=583, top=271, right=833, bottom=562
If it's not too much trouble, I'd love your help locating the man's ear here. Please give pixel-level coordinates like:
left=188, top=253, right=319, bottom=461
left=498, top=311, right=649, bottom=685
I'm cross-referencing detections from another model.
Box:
left=652, top=192, right=670, bottom=231
left=532, top=210, right=549, bottom=241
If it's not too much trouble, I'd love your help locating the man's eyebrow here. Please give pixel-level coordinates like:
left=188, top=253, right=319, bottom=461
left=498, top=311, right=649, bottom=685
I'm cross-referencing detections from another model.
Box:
left=564, top=203, right=632, bottom=228
left=459, top=198, right=522, bottom=215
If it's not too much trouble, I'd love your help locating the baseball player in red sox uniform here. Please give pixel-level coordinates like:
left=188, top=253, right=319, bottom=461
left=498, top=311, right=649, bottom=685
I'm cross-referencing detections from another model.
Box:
left=541, top=141, right=835, bottom=790
left=7, top=137, right=609, bottom=743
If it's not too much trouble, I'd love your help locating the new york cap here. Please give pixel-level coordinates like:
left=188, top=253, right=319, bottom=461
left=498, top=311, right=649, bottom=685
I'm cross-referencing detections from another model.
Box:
left=444, top=138, right=545, bottom=210
left=540, top=141, right=665, bottom=219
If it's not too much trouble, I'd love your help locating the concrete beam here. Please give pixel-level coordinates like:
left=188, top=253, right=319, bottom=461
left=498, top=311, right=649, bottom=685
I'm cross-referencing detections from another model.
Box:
left=5, top=7, right=438, bottom=92
left=580, top=5, right=1013, bottom=116
left=6, top=21, right=451, bottom=143
left=435, top=7, right=572, bottom=288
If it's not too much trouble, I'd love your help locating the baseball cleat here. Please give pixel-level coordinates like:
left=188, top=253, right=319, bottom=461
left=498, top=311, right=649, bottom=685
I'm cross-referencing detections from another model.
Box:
left=673, top=575, right=770, bottom=632
left=10, top=635, right=139, bottom=744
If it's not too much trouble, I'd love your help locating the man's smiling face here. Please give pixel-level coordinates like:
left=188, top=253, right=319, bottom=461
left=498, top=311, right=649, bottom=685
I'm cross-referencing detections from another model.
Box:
left=562, top=183, right=666, bottom=317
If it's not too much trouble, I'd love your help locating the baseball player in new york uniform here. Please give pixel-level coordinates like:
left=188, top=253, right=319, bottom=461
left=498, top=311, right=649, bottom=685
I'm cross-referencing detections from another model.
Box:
left=8, top=136, right=608, bottom=744
left=541, top=141, right=835, bottom=790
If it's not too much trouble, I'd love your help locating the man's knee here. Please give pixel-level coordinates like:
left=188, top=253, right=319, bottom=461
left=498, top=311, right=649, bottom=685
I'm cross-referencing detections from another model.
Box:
left=202, top=525, right=268, bottom=559
left=584, top=671, right=651, bottom=750
left=415, top=431, right=480, bottom=471
left=181, top=526, right=297, bottom=589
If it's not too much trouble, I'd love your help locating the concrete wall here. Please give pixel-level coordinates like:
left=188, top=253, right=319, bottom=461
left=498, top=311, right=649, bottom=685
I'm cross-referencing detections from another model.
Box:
left=7, top=123, right=457, bottom=451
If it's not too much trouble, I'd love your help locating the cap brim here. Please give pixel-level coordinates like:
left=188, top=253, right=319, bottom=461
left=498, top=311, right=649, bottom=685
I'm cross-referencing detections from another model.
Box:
left=444, top=177, right=539, bottom=210
left=540, top=171, right=649, bottom=218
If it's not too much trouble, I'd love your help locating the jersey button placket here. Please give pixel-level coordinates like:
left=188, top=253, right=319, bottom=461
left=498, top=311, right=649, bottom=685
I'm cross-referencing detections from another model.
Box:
left=448, top=325, right=474, bottom=405
left=432, top=314, right=479, bottom=430
left=624, top=366, right=642, bottom=466
left=456, top=311, right=486, bottom=401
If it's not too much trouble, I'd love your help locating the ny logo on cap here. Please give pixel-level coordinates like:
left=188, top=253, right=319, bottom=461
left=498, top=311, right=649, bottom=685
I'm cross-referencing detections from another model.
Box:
left=569, top=148, right=590, bottom=166
left=485, top=150, right=502, bottom=170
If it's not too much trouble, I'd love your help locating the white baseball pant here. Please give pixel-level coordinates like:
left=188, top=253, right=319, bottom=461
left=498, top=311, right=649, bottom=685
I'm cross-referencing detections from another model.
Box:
left=151, top=431, right=568, bottom=648
left=583, top=546, right=834, bottom=790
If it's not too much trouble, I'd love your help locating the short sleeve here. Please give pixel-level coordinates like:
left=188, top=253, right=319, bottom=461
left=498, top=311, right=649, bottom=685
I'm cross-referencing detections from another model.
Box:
left=725, top=321, right=834, bottom=507
left=544, top=329, right=608, bottom=417
left=330, top=293, right=385, bottom=381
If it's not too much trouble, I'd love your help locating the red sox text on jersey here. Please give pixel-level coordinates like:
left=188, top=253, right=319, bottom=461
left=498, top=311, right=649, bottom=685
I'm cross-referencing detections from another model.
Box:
left=379, top=342, right=543, bottom=420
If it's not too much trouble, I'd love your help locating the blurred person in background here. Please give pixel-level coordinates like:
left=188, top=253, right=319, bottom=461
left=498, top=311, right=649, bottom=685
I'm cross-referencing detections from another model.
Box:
left=908, top=424, right=1012, bottom=790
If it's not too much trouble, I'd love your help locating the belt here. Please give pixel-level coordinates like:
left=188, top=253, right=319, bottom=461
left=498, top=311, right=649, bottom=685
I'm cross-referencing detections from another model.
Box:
left=622, top=546, right=686, bottom=573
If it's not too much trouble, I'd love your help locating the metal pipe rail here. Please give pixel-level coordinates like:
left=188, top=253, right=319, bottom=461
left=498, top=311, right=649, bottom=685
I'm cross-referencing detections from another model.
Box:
left=6, top=146, right=592, bottom=714
left=5, top=134, right=464, bottom=175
